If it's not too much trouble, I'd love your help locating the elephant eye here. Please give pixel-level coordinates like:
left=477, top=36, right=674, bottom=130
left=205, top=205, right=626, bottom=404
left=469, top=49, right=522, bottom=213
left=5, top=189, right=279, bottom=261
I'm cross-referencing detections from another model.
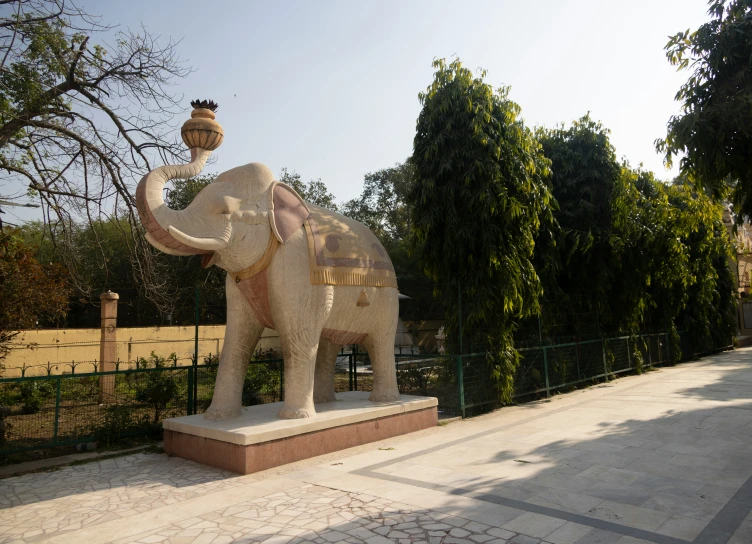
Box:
left=214, top=196, right=242, bottom=216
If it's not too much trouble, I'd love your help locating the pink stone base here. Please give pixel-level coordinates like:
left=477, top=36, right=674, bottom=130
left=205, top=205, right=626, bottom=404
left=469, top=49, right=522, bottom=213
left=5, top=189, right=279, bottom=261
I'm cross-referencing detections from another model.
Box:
left=164, top=406, right=437, bottom=474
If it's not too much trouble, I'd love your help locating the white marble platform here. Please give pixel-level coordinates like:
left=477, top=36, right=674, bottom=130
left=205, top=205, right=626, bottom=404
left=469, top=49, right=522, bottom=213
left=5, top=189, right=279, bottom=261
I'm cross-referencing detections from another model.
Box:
left=163, top=391, right=438, bottom=445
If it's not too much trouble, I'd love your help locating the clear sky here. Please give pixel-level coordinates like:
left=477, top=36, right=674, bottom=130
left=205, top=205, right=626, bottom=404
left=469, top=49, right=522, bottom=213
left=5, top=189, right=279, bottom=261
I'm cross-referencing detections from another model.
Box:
left=4, top=0, right=711, bottom=224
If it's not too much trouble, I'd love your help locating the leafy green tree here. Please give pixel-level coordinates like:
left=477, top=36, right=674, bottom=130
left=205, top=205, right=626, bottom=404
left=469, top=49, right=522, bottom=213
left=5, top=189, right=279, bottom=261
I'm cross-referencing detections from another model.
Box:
left=0, top=0, right=191, bottom=309
left=608, top=167, right=675, bottom=335
left=279, top=168, right=338, bottom=211
left=410, top=58, right=554, bottom=401
left=165, top=175, right=218, bottom=211
left=17, top=174, right=227, bottom=327
left=657, top=0, right=752, bottom=221
left=535, top=115, right=621, bottom=333
left=610, top=165, right=736, bottom=355
left=163, top=174, right=227, bottom=326
left=0, top=229, right=69, bottom=371
left=665, top=183, right=736, bottom=353
left=342, top=161, right=415, bottom=249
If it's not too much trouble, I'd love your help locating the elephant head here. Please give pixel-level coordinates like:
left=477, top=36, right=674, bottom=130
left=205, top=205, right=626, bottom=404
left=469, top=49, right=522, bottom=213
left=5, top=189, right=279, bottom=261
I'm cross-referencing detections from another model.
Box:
left=136, top=100, right=310, bottom=273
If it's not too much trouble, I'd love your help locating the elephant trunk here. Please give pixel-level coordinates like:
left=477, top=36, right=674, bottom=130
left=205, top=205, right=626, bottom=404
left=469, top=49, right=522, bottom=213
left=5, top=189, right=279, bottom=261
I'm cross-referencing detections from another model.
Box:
left=136, top=148, right=213, bottom=255
left=136, top=101, right=224, bottom=256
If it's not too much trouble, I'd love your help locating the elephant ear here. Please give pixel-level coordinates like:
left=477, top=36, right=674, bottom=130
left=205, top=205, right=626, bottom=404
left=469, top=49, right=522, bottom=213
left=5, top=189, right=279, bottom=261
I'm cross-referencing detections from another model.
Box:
left=269, top=181, right=310, bottom=243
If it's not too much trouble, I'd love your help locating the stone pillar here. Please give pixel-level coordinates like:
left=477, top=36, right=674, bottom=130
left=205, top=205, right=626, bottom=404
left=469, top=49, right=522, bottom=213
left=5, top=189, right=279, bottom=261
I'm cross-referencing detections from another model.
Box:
left=98, top=291, right=119, bottom=404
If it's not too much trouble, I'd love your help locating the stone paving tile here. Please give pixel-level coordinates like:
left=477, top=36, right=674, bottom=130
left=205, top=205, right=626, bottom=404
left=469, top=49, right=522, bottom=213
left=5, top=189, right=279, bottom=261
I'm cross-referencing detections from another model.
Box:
left=502, top=512, right=565, bottom=538
left=527, top=473, right=600, bottom=494
left=575, top=466, right=644, bottom=487
left=525, top=488, right=605, bottom=515
left=623, top=458, right=690, bottom=480
left=668, top=453, right=730, bottom=470
left=641, top=491, right=727, bottom=522
left=476, top=481, right=548, bottom=502
left=0, top=453, right=246, bottom=541
left=728, top=519, right=752, bottom=544
left=654, top=515, right=707, bottom=540
left=612, top=536, right=652, bottom=544
left=110, top=484, right=533, bottom=544
left=580, top=481, right=654, bottom=507
left=571, top=528, right=622, bottom=544
left=631, top=474, right=704, bottom=497
left=541, top=522, right=592, bottom=544
left=584, top=500, right=670, bottom=531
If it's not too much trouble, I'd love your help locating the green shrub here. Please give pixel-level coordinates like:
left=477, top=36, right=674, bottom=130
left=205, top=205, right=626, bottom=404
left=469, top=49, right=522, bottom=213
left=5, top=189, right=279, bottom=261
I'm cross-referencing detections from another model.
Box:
left=17, top=381, right=54, bottom=414
left=135, top=352, right=179, bottom=423
left=94, top=404, right=139, bottom=447
left=631, top=337, right=646, bottom=374
left=242, top=349, right=283, bottom=406
left=397, top=365, right=432, bottom=396
left=0, top=383, right=17, bottom=407
left=243, top=362, right=282, bottom=405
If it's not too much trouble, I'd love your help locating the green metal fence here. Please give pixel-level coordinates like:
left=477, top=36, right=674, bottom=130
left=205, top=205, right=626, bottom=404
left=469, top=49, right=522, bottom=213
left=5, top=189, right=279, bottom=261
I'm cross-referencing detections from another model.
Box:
left=0, top=352, right=447, bottom=455
left=0, top=332, right=729, bottom=456
left=513, top=333, right=671, bottom=400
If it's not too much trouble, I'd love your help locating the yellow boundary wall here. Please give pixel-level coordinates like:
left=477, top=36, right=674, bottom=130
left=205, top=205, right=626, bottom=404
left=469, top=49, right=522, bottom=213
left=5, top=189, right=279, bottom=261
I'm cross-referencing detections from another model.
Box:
left=3, top=326, right=281, bottom=377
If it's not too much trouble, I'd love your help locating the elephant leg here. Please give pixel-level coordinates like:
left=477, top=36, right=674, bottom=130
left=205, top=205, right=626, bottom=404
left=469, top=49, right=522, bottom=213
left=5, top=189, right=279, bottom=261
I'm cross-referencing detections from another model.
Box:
left=268, top=233, right=332, bottom=418
left=363, top=334, right=400, bottom=402
left=204, top=275, right=264, bottom=421
left=275, top=282, right=332, bottom=418
left=314, top=337, right=341, bottom=403
left=277, top=327, right=320, bottom=418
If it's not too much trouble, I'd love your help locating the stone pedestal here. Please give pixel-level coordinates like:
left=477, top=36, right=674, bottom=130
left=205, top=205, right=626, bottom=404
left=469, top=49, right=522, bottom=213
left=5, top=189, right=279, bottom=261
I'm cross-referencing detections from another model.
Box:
left=163, top=391, right=438, bottom=474
left=98, top=291, right=119, bottom=403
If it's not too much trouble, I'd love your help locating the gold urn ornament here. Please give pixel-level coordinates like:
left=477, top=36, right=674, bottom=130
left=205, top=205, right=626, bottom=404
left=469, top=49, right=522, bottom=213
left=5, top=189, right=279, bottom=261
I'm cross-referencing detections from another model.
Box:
left=181, top=99, right=224, bottom=151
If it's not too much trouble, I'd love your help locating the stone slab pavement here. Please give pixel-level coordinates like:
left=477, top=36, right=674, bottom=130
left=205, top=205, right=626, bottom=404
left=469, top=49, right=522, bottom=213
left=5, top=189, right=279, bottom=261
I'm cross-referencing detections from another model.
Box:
left=3, top=347, right=752, bottom=544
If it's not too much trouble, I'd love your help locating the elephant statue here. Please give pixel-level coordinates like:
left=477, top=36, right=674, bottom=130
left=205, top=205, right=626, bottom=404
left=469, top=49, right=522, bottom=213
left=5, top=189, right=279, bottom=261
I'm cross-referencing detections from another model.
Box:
left=136, top=101, right=400, bottom=420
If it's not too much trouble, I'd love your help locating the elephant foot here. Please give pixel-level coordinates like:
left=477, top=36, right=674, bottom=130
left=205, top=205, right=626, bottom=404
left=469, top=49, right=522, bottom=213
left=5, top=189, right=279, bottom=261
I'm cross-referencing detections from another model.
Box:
left=369, top=390, right=400, bottom=403
left=278, top=407, right=314, bottom=419
left=203, top=406, right=242, bottom=421
left=313, top=391, right=337, bottom=403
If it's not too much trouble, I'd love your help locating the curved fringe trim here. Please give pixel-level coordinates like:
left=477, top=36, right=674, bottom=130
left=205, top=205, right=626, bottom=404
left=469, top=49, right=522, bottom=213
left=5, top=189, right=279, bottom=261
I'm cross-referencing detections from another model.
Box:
left=310, top=269, right=398, bottom=288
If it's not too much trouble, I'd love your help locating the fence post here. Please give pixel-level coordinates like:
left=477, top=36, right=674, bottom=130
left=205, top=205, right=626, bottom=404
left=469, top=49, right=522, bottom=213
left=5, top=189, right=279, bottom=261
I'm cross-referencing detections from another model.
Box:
left=53, top=376, right=61, bottom=443
left=458, top=286, right=464, bottom=354
left=576, top=341, right=581, bottom=381
left=543, top=347, right=550, bottom=399
left=602, top=338, right=609, bottom=380
left=626, top=337, right=632, bottom=369
left=647, top=335, right=653, bottom=367
left=98, top=291, right=119, bottom=403
left=193, top=356, right=199, bottom=408
left=353, top=344, right=358, bottom=390
left=348, top=350, right=353, bottom=391
left=187, top=363, right=194, bottom=416
left=194, top=287, right=200, bottom=368
left=538, top=314, right=543, bottom=346
left=456, top=355, right=465, bottom=418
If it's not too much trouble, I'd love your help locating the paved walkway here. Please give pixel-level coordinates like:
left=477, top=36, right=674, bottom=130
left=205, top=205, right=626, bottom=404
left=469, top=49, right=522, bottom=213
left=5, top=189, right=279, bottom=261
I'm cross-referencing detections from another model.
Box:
left=2, top=348, right=752, bottom=544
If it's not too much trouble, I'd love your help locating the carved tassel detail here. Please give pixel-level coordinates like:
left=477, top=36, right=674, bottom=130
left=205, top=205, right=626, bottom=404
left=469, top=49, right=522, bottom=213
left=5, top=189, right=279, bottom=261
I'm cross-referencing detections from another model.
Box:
left=356, top=290, right=370, bottom=307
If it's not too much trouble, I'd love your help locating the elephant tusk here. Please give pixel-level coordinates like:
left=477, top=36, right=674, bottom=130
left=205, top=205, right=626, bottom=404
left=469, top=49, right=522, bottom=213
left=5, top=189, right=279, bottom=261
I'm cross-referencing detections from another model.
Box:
left=167, top=226, right=229, bottom=251
left=144, top=232, right=197, bottom=256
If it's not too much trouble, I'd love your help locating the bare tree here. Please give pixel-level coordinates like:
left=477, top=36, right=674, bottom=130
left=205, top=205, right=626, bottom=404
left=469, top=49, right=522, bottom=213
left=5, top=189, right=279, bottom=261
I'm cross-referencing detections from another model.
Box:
left=0, top=0, right=192, bottom=310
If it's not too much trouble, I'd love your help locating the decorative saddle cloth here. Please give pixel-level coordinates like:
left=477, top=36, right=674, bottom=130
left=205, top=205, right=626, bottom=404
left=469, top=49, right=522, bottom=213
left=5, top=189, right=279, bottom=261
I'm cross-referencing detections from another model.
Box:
left=234, top=205, right=397, bottom=331
left=303, top=206, right=397, bottom=289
